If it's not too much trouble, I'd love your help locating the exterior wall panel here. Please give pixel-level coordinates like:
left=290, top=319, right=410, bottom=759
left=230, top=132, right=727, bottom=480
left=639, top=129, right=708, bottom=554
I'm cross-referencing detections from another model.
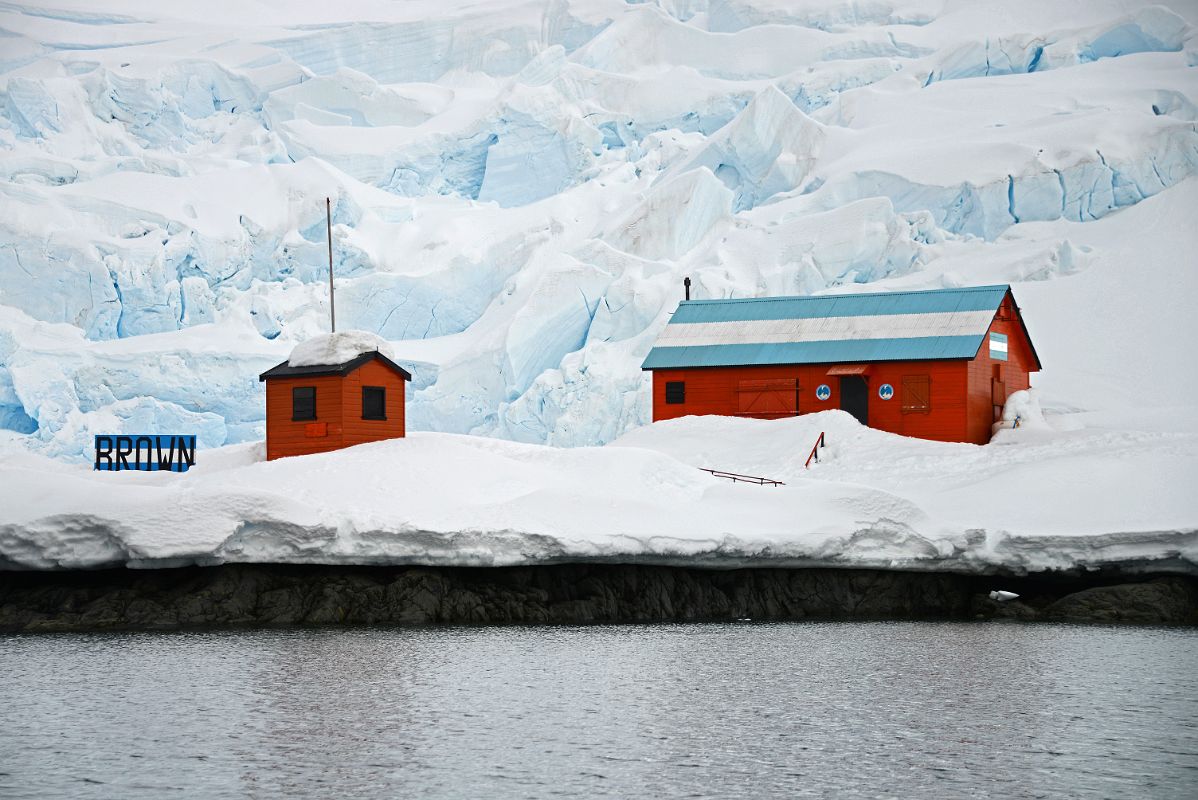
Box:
left=965, top=294, right=1037, bottom=444
left=265, top=375, right=345, bottom=460
left=340, top=360, right=406, bottom=448
left=651, top=360, right=974, bottom=443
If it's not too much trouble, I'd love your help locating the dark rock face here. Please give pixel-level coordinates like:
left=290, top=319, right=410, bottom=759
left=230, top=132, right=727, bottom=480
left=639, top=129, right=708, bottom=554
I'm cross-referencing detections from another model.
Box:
left=1043, top=578, right=1198, bottom=624
left=0, top=564, right=1194, bottom=633
left=970, top=595, right=1041, bottom=621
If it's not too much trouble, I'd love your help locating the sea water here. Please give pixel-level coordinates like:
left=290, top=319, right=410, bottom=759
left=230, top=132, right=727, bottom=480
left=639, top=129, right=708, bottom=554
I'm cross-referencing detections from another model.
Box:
left=1, top=622, right=1195, bottom=798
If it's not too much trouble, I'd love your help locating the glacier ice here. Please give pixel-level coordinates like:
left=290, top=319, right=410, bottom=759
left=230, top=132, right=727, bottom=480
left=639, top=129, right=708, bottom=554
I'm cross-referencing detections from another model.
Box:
left=609, top=168, right=732, bottom=261
left=4, top=76, right=61, bottom=137
left=0, top=0, right=1196, bottom=461
left=705, top=0, right=941, bottom=33
left=477, top=114, right=580, bottom=207
left=920, top=7, right=1190, bottom=86
left=673, top=85, right=824, bottom=211
left=39, top=397, right=227, bottom=461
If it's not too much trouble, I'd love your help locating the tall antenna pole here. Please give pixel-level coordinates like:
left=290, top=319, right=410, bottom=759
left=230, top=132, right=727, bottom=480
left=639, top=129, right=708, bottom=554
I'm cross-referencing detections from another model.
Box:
left=326, top=196, right=336, bottom=333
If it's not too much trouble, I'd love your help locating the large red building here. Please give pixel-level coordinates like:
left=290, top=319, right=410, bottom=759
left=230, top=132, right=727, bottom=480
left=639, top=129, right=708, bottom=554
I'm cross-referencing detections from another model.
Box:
left=642, top=284, right=1040, bottom=445
left=258, top=350, right=412, bottom=461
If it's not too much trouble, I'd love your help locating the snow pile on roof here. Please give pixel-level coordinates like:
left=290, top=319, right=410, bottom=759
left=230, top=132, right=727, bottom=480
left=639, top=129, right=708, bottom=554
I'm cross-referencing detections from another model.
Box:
left=0, top=411, right=1194, bottom=574
left=287, top=331, right=395, bottom=368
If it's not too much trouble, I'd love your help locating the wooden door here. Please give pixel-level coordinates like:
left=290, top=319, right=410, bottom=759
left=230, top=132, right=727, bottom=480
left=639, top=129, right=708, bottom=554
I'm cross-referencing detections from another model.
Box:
left=736, top=379, right=798, bottom=418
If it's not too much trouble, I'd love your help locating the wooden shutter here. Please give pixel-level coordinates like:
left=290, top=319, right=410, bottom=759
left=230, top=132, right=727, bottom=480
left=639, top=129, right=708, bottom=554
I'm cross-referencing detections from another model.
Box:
left=736, top=379, right=798, bottom=417
left=901, top=375, right=930, bottom=414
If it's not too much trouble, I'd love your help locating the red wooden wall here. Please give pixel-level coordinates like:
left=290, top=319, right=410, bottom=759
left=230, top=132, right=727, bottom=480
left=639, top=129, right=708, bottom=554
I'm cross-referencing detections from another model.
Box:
left=264, top=360, right=407, bottom=461
left=964, top=293, right=1037, bottom=444
left=339, top=360, right=407, bottom=449
left=651, top=361, right=974, bottom=442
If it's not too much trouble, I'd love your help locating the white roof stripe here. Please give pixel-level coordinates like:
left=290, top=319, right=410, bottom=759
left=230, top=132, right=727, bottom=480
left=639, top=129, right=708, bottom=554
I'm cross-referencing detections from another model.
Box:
left=655, top=310, right=996, bottom=348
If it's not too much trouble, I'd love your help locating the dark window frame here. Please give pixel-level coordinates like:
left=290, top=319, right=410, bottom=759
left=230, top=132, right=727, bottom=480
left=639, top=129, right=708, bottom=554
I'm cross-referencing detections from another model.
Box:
left=901, top=375, right=931, bottom=414
left=292, top=386, right=317, bottom=421
left=665, top=381, right=686, bottom=405
left=362, top=386, right=387, bottom=420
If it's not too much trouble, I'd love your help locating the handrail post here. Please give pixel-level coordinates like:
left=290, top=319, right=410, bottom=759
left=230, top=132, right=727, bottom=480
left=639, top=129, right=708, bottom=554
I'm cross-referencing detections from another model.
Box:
left=804, top=431, right=827, bottom=469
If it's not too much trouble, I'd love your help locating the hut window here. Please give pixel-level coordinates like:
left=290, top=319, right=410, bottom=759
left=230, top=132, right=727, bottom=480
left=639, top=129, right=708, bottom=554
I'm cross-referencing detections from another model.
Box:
left=665, top=381, right=686, bottom=404
left=292, top=387, right=316, bottom=421
left=362, top=386, right=386, bottom=420
left=901, top=375, right=930, bottom=414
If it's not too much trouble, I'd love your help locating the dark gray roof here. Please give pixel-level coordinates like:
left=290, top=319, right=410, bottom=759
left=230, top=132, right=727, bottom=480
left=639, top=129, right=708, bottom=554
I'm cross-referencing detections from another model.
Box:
left=258, top=350, right=413, bottom=382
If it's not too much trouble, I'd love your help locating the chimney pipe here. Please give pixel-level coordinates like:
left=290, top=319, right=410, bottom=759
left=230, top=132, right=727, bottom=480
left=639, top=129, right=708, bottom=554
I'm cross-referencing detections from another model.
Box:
left=684, top=276, right=691, bottom=301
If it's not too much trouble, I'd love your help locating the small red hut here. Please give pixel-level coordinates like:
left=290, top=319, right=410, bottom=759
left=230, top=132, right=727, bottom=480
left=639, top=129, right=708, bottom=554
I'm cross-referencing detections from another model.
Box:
left=258, top=334, right=412, bottom=461
left=642, top=284, right=1040, bottom=445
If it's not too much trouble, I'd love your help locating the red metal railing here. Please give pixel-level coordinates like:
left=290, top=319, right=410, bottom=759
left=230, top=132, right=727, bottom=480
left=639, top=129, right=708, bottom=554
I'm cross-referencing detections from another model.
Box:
left=700, top=468, right=784, bottom=486
left=804, top=431, right=826, bottom=469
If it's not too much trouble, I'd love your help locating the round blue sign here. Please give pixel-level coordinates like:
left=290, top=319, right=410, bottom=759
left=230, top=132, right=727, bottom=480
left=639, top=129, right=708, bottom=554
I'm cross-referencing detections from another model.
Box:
left=816, top=384, right=831, bottom=401
left=878, top=383, right=894, bottom=400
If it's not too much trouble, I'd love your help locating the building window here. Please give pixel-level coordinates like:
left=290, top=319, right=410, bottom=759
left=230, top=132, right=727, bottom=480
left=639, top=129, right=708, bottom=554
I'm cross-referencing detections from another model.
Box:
left=665, top=381, right=685, bottom=404
left=292, top=387, right=316, bottom=421
left=362, top=386, right=387, bottom=420
left=901, top=375, right=930, bottom=414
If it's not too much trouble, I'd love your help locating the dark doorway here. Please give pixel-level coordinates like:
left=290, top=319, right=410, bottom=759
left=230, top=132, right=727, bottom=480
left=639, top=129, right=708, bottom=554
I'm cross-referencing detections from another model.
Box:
left=839, top=376, right=869, bottom=426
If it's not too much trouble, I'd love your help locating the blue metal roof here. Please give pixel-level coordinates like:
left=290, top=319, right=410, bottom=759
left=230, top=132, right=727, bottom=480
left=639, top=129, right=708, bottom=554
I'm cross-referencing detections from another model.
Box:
left=642, top=336, right=985, bottom=369
left=670, top=285, right=1011, bottom=324
left=642, top=285, right=1013, bottom=370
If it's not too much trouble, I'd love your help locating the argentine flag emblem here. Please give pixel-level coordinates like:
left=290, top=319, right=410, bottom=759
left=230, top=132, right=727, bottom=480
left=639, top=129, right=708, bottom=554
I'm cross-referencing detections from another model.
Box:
left=989, top=332, right=1008, bottom=361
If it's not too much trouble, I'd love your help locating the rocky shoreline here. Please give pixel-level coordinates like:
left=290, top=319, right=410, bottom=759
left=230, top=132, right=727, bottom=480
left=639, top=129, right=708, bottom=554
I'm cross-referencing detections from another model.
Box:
left=1, top=563, right=1195, bottom=633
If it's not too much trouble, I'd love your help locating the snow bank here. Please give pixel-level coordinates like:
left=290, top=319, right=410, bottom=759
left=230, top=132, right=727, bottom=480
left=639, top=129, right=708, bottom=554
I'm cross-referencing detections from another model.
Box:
left=990, top=389, right=1051, bottom=442
left=0, top=413, right=1194, bottom=574
left=287, top=330, right=394, bottom=367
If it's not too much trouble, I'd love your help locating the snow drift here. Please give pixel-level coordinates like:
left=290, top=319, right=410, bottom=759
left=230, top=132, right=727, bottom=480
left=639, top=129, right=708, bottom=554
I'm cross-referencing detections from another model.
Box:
left=1, top=412, right=1195, bottom=574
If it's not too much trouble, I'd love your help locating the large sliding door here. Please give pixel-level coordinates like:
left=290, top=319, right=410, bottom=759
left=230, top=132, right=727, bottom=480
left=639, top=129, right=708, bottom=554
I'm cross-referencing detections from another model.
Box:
left=736, top=379, right=799, bottom=418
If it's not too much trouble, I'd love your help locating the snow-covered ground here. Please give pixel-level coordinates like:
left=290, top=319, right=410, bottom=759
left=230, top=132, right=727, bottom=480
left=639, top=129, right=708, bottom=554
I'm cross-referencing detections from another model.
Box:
left=2, top=409, right=1195, bottom=572
left=1, top=1, right=1196, bottom=572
